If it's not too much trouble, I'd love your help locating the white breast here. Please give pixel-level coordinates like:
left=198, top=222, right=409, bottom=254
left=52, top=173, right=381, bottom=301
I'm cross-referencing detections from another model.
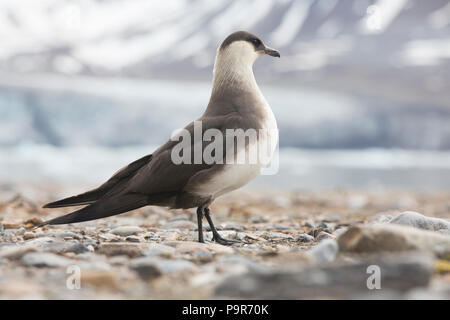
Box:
left=193, top=100, right=278, bottom=199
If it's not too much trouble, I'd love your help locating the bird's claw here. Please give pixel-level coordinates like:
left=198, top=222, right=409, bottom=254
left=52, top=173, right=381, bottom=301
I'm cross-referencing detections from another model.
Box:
left=212, top=234, right=245, bottom=246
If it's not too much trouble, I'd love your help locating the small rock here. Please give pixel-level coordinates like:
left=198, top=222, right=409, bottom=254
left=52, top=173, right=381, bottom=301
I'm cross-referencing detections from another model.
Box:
left=65, top=243, right=91, bottom=254
left=303, top=221, right=315, bottom=228
left=316, top=231, right=336, bottom=242
left=218, top=255, right=267, bottom=272
left=130, top=259, right=162, bottom=280
left=264, top=232, right=294, bottom=241
left=221, top=224, right=244, bottom=231
left=318, top=222, right=329, bottom=229
left=0, top=243, right=37, bottom=260
left=297, top=234, right=314, bottom=243
left=143, top=243, right=176, bottom=257
left=126, top=236, right=141, bottom=243
left=204, top=242, right=235, bottom=254
left=389, top=211, right=450, bottom=234
left=56, top=232, right=79, bottom=239
left=170, top=241, right=210, bottom=254
left=192, top=250, right=214, bottom=263
left=98, top=243, right=145, bottom=257
left=2, top=221, right=22, bottom=229
left=131, top=257, right=195, bottom=276
left=23, top=232, right=36, bottom=240
left=250, top=216, right=268, bottom=223
left=160, top=231, right=180, bottom=241
left=23, top=217, right=44, bottom=227
left=21, top=252, right=73, bottom=268
left=370, top=214, right=393, bottom=224
left=307, top=239, right=339, bottom=263
left=333, top=228, right=348, bottom=238
left=111, top=226, right=143, bottom=237
left=143, top=232, right=160, bottom=241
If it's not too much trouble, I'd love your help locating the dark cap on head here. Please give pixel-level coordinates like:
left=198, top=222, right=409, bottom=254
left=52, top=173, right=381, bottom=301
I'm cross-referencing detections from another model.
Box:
left=220, top=31, right=262, bottom=50
left=219, top=31, right=280, bottom=58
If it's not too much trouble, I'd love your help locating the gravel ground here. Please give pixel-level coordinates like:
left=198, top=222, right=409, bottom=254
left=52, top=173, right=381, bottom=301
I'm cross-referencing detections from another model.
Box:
left=1, top=186, right=450, bottom=299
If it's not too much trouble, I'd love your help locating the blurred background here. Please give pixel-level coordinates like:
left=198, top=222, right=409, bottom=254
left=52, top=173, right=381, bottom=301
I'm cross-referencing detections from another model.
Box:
left=0, top=0, right=449, bottom=192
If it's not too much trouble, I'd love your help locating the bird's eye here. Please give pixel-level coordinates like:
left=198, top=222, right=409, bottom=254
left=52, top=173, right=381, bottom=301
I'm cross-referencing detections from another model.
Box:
left=250, top=38, right=261, bottom=46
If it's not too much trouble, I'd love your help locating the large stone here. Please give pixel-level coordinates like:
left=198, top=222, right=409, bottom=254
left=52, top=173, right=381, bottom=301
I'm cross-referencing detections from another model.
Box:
left=110, top=226, right=143, bottom=237
left=338, top=224, right=450, bottom=255
left=389, top=211, right=450, bottom=234
left=0, top=243, right=37, bottom=260
left=21, top=252, right=73, bottom=268
left=130, top=257, right=196, bottom=279
left=98, top=243, right=145, bottom=257
left=215, top=253, right=433, bottom=299
left=307, top=239, right=339, bottom=263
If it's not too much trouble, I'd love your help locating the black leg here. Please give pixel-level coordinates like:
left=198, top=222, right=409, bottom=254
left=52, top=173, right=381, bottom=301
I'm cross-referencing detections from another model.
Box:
left=204, top=207, right=242, bottom=246
left=197, top=207, right=205, bottom=243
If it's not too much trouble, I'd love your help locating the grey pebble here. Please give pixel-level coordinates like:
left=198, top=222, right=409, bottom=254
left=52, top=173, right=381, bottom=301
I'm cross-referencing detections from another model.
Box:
left=126, top=236, right=141, bottom=243
left=21, top=252, right=73, bottom=268
left=303, top=221, right=315, bottom=228
left=111, top=226, right=143, bottom=237
left=307, top=239, right=339, bottom=263
left=297, top=234, right=315, bottom=243
left=65, top=243, right=91, bottom=254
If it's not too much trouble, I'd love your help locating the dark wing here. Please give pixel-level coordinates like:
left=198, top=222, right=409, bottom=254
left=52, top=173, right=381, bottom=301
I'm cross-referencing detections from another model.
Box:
left=43, top=154, right=152, bottom=208
left=39, top=113, right=246, bottom=226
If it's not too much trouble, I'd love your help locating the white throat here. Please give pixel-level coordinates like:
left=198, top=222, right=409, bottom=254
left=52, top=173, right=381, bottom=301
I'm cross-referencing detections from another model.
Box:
left=212, top=41, right=260, bottom=95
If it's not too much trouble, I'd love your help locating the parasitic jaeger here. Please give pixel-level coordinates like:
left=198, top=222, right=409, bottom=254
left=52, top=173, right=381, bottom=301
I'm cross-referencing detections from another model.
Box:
left=40, top=31, right=280, bottom=245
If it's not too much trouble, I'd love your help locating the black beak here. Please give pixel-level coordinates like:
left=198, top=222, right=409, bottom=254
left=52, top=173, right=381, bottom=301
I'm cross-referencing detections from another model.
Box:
left=264, top=47, right=280, bottom=58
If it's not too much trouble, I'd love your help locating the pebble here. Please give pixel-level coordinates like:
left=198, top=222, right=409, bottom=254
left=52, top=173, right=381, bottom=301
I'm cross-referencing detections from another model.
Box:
left=56, top=232, right=79, bottom=239
left=23, top=232, right=36, bottom=240
left=98, top=243, right=145, bottom=257
left=250, top=216, right=268, bottom=223
left=303, top=221, right=315, bottom=228
left=130, top=258, right=162, bottom=280
left=264, top=232, right=294, bottom=241
left=65, top=243, right=91, bottom=255
left=192, top=250, right=214, bottom=263
left=143, top=243, right=176, bottom=257
left=131, top=257, right=196, bottom=275
left=126, top=236, right=141, bottom=243
left=111, top=226, right=143, bottom=237
left=21, top=252, right=73, bottom=268
left=307, top=239, right=339, bottom=263
left=221, top=224, right=244, bottom=231
left=297, top=234, right=314, bottom=243
left=0, top=243, right=37, bottom=260
left=316, top=231, right=336, bottom=242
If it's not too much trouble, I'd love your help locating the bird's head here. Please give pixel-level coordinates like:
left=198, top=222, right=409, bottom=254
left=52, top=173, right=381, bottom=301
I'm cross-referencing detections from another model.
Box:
left=217, top=31, right=280, bottom=67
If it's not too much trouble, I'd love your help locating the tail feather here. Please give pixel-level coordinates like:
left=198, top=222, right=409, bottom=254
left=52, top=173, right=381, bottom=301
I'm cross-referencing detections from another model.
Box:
left=43, top=189, right=104, bottom=208
left=43, top=154, right=152, bottom=209
left=39, top=193, right=149, bottom=226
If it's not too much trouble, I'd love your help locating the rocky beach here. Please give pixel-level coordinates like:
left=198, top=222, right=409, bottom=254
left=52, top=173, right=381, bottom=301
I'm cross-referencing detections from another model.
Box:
left=1, top=185, right=449, bottom=299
